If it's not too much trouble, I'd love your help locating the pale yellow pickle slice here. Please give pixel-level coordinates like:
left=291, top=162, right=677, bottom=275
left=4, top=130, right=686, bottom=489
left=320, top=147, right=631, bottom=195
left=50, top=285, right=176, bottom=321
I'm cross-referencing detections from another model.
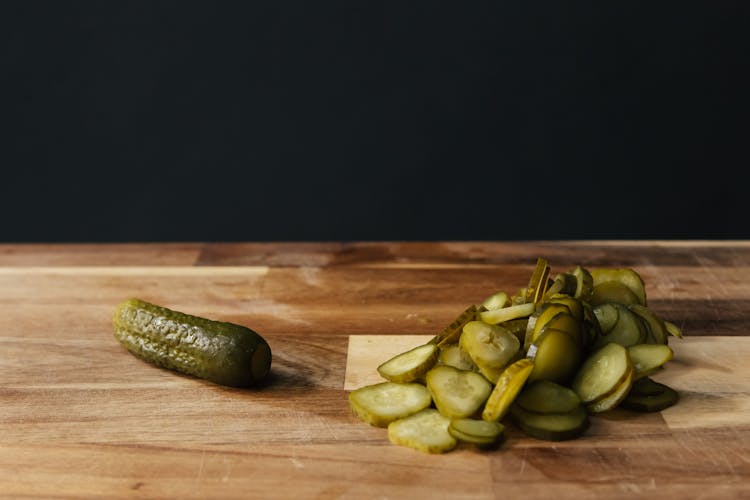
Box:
left=377, top=343, right=438, bottom=383
left=388, top=409, right=457, bottom=454
left=426, top=365, right=492, bottom=419
left=349, top=382, right=432, bottom=427
left=460, top=321, right=520, bottom=383
left=481, top=358, right=534, bottom=422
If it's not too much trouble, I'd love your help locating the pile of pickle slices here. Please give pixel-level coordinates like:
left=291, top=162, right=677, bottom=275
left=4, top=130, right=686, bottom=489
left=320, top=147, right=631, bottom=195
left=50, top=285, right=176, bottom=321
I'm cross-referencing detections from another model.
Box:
left=348, top=258, right=682, bottom=453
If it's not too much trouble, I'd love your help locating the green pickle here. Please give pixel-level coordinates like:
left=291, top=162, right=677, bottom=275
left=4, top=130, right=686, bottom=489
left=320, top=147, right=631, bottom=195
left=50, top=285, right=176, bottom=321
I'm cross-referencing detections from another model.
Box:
left=113, top=298, right=272, bottom=387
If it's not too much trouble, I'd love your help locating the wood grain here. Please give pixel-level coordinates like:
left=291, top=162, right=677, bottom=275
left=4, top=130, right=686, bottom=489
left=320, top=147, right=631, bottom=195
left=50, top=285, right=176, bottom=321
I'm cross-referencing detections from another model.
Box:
left=1, top=241, right=749, bottom=499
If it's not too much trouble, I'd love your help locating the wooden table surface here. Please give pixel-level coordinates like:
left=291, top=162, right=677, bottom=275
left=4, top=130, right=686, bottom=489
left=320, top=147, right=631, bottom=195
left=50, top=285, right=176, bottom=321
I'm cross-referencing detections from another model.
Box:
left=1, top=241, right=749, bottom=499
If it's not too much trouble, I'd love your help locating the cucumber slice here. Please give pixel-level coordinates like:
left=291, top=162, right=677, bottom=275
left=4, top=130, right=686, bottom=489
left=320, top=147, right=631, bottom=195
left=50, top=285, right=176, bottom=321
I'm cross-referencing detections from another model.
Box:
left=377, top=343, right=438, bottom=383
left=482, top=292, right=509, bottom=311
left=587, top=369, right=633, bottom=413
left=438, top=343, right=476, bottom=371
left=590, top=268, right=647, bottom=306
left=448, top=418, right=504, bottom=446
left=388, top=409, right=457, bottom=454
left=516, top=380, right=581, bottom=415
left=479, top=302, right=535, bottom=325
left=527, top=328, right=582, bottom=385
left=481, top=358, right=534, bottom=422
left=571, top=342, right=631, bottom=404
left=349, top=382, right=432, bottom=427
left=510, top=404, right=589, bottom=441
left=628, top=344, right=673, bottom=379
left=620, top=383, right=679, bottom=412
left=460, top=321, right=520, bottom=383
left=426, top=366, right=493, bottom=419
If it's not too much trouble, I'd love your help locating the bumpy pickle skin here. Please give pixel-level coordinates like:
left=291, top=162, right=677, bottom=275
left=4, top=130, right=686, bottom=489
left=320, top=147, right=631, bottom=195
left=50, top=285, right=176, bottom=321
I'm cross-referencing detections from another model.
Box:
left=113, top=298, right=271, bottom=387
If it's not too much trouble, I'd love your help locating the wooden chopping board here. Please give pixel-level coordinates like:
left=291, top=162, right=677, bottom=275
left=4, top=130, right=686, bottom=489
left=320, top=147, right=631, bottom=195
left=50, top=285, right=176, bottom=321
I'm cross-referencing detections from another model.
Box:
left=1, top=241, right=749, bottom=499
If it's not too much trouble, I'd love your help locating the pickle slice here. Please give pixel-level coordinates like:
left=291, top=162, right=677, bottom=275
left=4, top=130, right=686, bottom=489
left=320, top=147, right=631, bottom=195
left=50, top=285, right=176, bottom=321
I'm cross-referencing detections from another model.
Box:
left=479, top=302, right=535, bottom=325
left=543, top=273, right=578, bottom=301
left=664, top=320, right=684, bottom=339
left=571, top=342, right=631, bottom=404
left=460, top=321, right=520, bottom=383
left=349, top=382, right=432, bottom=427
left=527, top=328, right=582, bottom=385
left=438, top=343, right=476, bottom=371
left=581, top=301, right=601, bottom=349
left=630, top=376, right=668, bottom=396
left=591, top=281, right=641, bottom=306
left=571, top=266, right=594, bottom=302
left=510, top=287, right=530, bottom=305
left=629, top=304, right=668, bottom=345
left=430, top=305, right=478, bottom=347
left=516, top=380, right=581, bottom=415
left=524, top=302, right=570, bottom=351
left=620, top=382, right=679, bottom=412
left=590, top=268, right=647, bottom=306
left=502, top=318, right=530, bottom=344
left=481, top=358, right=534, bottom=422
left=593, top=303, right=619, bottom=334
left=527, top=258, right=551, bottom=305
left=448, top=418, right=504, bottom=446
left=377, top=343, right=438, bottom=383
left=536, top=312, right=583, bottom=347
left=388, top=409, right=457, bottom=454
left=587, top=369, right=633, bottom=413
left=482, top=292, right=509, bottom=311
left=593, top=304, right=646, bottom=349
left=546, top=294, right=584, bottom=322
left=628, top=344, right=673, bottom=379
left=426, top=366, right=493, bottom=419
left=510, top=404, right=589, bottom=441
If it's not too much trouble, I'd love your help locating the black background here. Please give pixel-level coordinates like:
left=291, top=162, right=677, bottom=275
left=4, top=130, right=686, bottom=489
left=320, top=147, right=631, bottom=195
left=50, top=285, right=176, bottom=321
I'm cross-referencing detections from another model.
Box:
left=3, top=2, right=748, bottom=242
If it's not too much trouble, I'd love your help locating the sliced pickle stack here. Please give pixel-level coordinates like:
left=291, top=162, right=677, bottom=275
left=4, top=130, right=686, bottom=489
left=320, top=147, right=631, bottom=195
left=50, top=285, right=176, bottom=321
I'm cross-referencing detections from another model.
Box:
left=348, top=258, right=684, bottom=454
left=511, top=381, right=589, bottom=441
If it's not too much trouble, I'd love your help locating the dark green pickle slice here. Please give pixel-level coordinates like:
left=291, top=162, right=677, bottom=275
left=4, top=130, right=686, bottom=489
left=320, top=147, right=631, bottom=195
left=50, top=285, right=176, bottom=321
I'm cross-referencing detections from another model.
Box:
left=510, top=404, right=589, bottom=441
left=620, top=379, right=679, bottom=412
left=113, top=298, right=272, bottom=387
left=516, top=380, right=581, bottom=415
left=448, top=418, right=505, bottom=446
